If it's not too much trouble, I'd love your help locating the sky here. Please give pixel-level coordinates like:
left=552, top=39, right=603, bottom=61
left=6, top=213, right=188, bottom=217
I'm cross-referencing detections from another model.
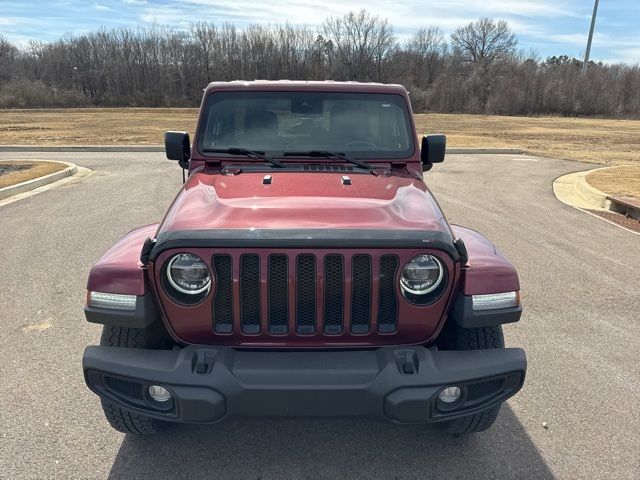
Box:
left=1, top=0, right=639, bottom=64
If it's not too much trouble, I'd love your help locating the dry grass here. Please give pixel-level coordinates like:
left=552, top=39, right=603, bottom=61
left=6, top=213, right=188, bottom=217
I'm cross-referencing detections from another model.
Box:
left=0, top=108, right=199, bottom=145
left=414, top=113, right=640, bottom=167
left=0, top=161, right=67, bottom=189
left=1, top=108, right=639, bottom=196
left=586, top=166, right=640, bottom=198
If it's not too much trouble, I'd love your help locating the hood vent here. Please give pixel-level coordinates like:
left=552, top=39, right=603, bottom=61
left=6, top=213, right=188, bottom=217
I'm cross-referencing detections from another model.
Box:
left=304, top=165, right=354, bottom=172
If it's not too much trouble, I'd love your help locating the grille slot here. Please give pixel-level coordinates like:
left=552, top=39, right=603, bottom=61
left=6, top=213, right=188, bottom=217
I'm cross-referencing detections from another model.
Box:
left=467, top=378, right=506, bottom=401
left=212, top=255, right=233, bottom=333
left=104, top=377, right=143, bottom=400
left=268, top=255, right=289, bottom=334
left=296, top=255, right=316, bottom=334
left=351, top=255, right=371, bottom=334
left=323, top=255, right=344, bottom=334
left=378, top=255, right=399, bottom=333
left=240, top=254, right=261, bottom=334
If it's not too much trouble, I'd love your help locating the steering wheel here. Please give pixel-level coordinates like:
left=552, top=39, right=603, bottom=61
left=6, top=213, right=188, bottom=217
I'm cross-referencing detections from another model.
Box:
left=345, top=140, right=377, bottom=148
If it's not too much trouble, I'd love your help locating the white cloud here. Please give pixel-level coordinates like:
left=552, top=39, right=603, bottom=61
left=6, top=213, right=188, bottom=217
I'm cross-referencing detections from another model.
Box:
left=183, top=0, right=580, bottom=24
left=94, top=4, right=111, bottom=11
left=163, top=0, right=582, bottom=38
left=0, top=17, right=19, bottom=25
left=456, top=0, right=579, bottom=18
left=546, top=32, right=640, bottom=49
left=605, top=47, right=640, bottom=65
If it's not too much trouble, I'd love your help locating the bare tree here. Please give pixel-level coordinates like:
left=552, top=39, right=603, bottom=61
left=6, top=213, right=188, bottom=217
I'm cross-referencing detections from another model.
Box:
left=451, top=18, right=517, bottom=66
left=0, top=35, right=18, bottom=86
left=0, top=14, right=639, bottom=118
left=405, top=27, right=447, bottom=87
left=322, top=10, right=396, bottom=81
left=191, top=22, right=218, bottom=85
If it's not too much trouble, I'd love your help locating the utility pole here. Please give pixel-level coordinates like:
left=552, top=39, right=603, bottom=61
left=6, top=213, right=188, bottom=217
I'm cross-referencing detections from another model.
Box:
left=582, top=0, right=600, bottom=74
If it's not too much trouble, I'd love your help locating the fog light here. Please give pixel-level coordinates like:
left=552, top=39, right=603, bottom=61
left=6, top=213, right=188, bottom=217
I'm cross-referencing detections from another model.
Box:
left=148, top=385, right=172, bottom=402
left=438, top=386, right=461, bottom=403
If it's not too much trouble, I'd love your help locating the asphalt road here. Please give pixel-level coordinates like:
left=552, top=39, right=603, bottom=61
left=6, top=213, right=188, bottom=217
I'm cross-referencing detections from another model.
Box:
left=0, top=152, right=638, bottom=479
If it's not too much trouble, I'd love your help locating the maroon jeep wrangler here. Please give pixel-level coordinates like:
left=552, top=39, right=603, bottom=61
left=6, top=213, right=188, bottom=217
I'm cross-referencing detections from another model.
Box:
left=83, top=81, right=526, bottom=435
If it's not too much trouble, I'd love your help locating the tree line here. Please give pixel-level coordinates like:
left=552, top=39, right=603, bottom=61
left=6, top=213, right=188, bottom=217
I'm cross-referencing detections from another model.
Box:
left=0, top=10, right=639, bottom=117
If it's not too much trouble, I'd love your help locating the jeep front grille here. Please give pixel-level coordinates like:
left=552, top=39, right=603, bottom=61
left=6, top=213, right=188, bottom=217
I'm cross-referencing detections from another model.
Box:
left=350, top=255, right=371, bottom=334
left=212, top=255, right=233, bottom=333
left=240, top=255, right=261, bottom=334
left=268, top=254, right=288, bottom=334
left=296, top=254, right=316, bottom=334
left=323, top=254, right=344, bottom=334
left=378, top=255, right=399, bottom=333
left=211, top=252, right=399, bottom=337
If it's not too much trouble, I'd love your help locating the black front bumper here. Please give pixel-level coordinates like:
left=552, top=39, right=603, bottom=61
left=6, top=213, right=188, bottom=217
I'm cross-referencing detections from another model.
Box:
left=83, top=345, right=526, bottom=424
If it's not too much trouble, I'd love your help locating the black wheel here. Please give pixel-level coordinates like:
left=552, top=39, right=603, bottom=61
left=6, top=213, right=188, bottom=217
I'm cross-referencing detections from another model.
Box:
left=99, top=325, right=171, bottom=435
left=437, top=323, right=505, bottom=435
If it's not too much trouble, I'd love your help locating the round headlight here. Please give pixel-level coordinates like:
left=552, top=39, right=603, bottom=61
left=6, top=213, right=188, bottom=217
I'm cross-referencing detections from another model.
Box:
left=167, top=253, right=211, bottom=295
left=400, top=254, right=443, bottom=295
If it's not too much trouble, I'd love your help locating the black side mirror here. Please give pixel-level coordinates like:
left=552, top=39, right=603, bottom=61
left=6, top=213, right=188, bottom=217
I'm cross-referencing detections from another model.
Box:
left=421, top=134, right=446, bottom=171
left=165, top=131, right=191, bottom=169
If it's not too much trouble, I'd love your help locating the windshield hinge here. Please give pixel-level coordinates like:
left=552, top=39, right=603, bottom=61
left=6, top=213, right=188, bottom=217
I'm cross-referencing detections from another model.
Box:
left=371, top=167, right=390, bottom=176
left=222, top=166, right=242, bottom=176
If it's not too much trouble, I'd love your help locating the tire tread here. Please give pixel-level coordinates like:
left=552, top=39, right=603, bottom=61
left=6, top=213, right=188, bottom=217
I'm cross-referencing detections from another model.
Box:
left=438, top=323, right=505, bottom=435
left=101, top=399, right=167, bottom=435
left=98, top=325, right=169, bottom=435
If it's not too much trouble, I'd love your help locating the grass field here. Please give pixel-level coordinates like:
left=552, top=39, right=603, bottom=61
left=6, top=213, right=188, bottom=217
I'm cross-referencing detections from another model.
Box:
left=0, top=108, right=200, bottom=146
left=0, top=161, right=66, bottom=189
left=586, top=166, right=640, bottom=198
left=1, top=108, right=638, bottom=195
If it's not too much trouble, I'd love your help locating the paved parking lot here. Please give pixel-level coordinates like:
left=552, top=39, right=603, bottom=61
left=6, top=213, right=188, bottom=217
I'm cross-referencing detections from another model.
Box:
left=0, top=152, right=638, bottom=479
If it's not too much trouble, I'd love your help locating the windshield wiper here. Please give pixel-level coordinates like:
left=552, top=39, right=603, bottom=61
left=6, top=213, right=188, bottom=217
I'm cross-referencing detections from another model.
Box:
left=202, top=148, right=285, bottom=168
left=283, top=150, right=372, bottom=170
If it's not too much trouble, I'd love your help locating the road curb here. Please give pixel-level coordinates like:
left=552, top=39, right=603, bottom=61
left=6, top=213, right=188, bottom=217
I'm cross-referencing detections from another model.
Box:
left=575, top=169, right=609, bottom=208
left=553, top=166, right=640, bottom=234
left=0, top=160, right=79, bottom=200
left=0, top=145, right=164, bottom=152
left=0, top=145, right=524, bottom=154
left=446, top=148, right=524, bottom=154
left=553, top=166, right=613, bottom=210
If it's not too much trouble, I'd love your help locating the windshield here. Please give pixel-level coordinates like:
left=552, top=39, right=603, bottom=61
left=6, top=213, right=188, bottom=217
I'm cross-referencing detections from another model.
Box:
left=197, top=91, right=414, bottom=159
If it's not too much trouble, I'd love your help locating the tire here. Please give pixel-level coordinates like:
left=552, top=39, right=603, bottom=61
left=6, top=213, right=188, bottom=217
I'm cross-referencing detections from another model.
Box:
left=99, top=325, right=170, bottom=435
left=437, top=323, right=505, bottom=435
left=100, top=398, right=169, bottom=435
left=100, top=324, right=171, bottom=349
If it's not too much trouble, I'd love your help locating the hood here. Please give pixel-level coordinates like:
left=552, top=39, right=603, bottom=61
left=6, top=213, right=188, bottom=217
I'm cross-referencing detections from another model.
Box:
left=157, top=170, right=451, bottom=234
